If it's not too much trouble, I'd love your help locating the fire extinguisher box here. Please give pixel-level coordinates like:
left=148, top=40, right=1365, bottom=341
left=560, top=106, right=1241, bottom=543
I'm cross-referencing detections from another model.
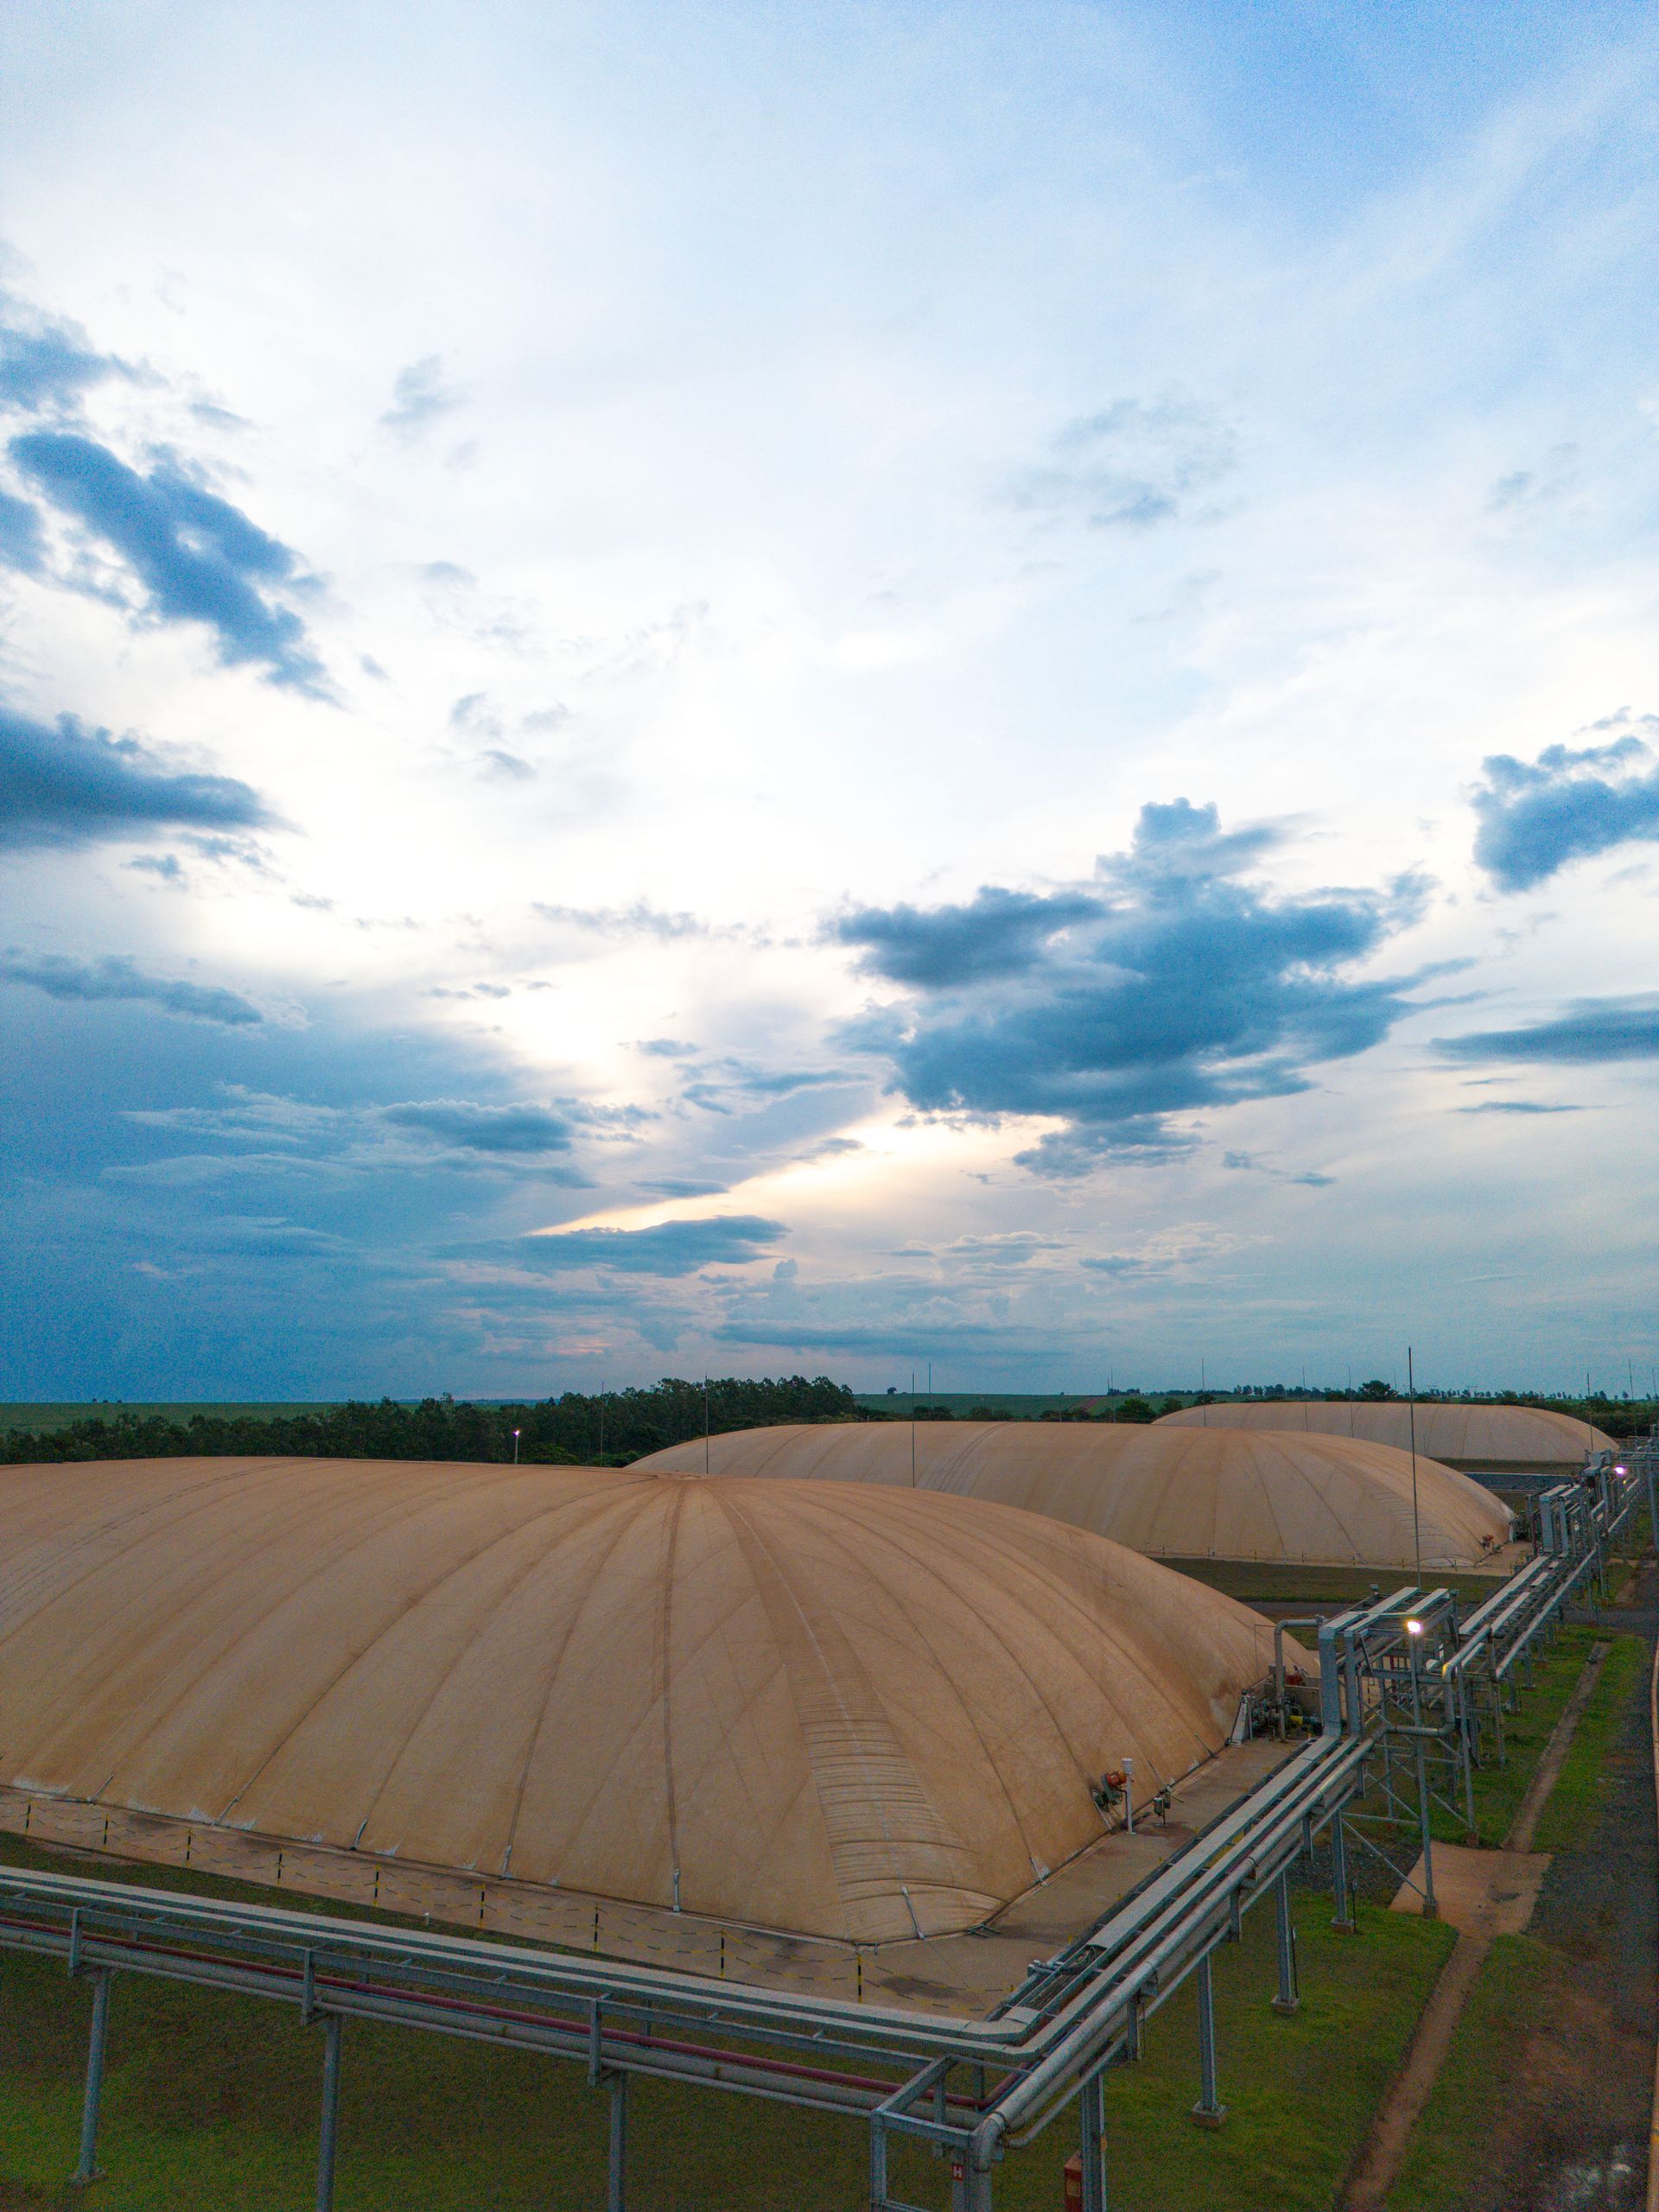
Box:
left=1063, top=2151, right=1083, bottom=2210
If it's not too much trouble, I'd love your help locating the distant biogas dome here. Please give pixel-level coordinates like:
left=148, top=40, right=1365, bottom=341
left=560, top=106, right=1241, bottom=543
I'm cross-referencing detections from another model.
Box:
left=1151, top=1399, right=1614, bottom=1477
left=0, top=1457, right=1291, bottom=1948
left=633, top=1421, right=1516, bottom=1572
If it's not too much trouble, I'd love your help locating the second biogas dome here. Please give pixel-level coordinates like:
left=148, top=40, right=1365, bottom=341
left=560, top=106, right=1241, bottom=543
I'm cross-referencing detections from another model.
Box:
left=1152, top=1399, right=1612, bottom=1477
left=633, top=1420, right=1516, bottom=1570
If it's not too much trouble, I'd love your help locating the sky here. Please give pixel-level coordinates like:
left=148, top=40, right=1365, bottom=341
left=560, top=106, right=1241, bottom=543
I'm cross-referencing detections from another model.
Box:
left=2, top=0, right=1656, bottom=1402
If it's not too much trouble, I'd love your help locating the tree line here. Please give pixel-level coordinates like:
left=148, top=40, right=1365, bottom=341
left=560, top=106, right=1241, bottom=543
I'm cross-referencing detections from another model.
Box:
left=0, top=1375, right=859, bottom=1467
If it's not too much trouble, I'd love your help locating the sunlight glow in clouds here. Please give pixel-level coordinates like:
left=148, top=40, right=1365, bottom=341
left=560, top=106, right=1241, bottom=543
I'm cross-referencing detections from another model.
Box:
left=1, top=0, right=1656, bottom=1397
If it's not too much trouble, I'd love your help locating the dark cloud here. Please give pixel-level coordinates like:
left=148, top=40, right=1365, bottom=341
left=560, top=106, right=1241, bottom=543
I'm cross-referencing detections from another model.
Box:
left=8, top=431, right=325, bottom=690
left=515, top=1214, right=785, bottom=1275
left=0, top=995, right=661, bottom=1395
left=631, top=1177, right=730, bottom=1198
left=380, top=1100, right=576, bottom=1154
left=122, top=1084, right=598, bottom=1185
left=0, top=950, right=264, bottom=1025
left=1437, top=996, right=1659, bottom=1065
left=840, top=799, right=1426, bottom=1171
left=836, top=886, right=1101, bottom=988
left=380, top=355, right=463, bottom=440
left=0, top=297, right=124, bottom=414
left=0, top=707, right=275, bottom=853
left=1472, top=729, right=1659, bottom=892
left=1004, top=394, right=1234, bottom=531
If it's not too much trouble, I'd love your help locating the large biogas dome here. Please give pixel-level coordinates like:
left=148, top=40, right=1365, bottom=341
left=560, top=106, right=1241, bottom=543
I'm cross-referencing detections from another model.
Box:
left=0, top=1457, right=1287, bottom=1948
left=1151, top=1399, right=1614, bottom=1475
left=634, top=1421, right=1515, bottom=1571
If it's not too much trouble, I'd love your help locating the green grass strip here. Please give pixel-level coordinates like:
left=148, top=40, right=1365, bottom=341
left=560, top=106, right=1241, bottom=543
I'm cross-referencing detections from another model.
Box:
left=1385, top=1627, right=1651, bottom=2209
left=1529, top=1630, right=1646, bottom=1853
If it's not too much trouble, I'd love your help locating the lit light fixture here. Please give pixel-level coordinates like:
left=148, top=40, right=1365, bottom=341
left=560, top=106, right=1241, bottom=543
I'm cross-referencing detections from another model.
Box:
left=1405, top=1618, right=1424, bottom=1637
left=1615, top=1464, right=1628, bottom=1475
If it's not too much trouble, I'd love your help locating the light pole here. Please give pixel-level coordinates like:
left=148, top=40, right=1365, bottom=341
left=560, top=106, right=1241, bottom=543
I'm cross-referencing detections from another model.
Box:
left=512, top=1428, right=521, bottom=1465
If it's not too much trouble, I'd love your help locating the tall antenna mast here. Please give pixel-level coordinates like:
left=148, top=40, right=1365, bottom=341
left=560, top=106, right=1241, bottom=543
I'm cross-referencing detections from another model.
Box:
left=1408, top=1345, right=1421, bottom=1586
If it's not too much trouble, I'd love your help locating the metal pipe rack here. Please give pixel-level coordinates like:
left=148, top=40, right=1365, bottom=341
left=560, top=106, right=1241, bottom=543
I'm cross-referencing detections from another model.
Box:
left=1, top=1448, right=1649, bottom=2209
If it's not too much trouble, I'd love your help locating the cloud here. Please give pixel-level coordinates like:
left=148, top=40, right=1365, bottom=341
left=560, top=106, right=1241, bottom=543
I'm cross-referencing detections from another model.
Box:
left=944, top=1231, right=1068, bottom=1267
left=835, top=885, right=1101, bottom=988
left=634, top=1038, right=698, bottom=1058
left=518, top=1214, right=785, bottom=1275
left=0, top=487, right=46, bottom=572
left=1471, top=728, right=1659, bottom=891
left=1437, top=995, right=1659, bottom=1065
left=1455, top=1099, right=1583, bottom=1114
left=1223, top=1148, right=1335, bottom=1187
left=380, top=355, right=464, bottom=440
left=1486, top=444, right=1578, bottom=516
left=8, top=431, right=326, bottom=690
left=0, top=295, right=125, bottom=414
left=0, top=950, right=265, bottom=1025
left=840, top=798, right=1427, bottom=1170
left=449, top=693, right=499, bottom=734
left=680, top=1059, right=856, bottom=1112
left=1079, top=1222, right=1246, bottom=1276
left=0, top=707, right=275, bottom=853
left=179, top=1215, right=350, bottom=1260
left=798, top=1135, right=864, bottom=1161
left=124, top=1083, right=598, bottom=1180
left=1003, top=394, right=1235, bottom=531
left=379, top=1100, right=576, bottom=1154
left=477, top=747, right=534, bottom=780
left=532, top=899, right=709, bottom=940
left=710, top=1310, right=1065, bottom=1354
